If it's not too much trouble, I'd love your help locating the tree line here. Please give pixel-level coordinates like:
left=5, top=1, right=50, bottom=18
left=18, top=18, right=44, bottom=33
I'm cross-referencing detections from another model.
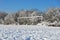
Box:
left=0, top=8, right=60, bottom=25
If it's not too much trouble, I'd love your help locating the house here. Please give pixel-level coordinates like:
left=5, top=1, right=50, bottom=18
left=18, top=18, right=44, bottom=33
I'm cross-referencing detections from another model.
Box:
left=17, top=16, right=43, bottom=25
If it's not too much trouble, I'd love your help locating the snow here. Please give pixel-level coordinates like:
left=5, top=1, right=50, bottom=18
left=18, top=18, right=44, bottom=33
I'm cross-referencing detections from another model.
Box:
left=0, top=25, right=60, bottom=40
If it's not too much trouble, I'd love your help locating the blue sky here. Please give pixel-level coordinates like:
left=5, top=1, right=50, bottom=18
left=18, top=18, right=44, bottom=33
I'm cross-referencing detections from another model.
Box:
left=0, top=0, right=60, bottom=13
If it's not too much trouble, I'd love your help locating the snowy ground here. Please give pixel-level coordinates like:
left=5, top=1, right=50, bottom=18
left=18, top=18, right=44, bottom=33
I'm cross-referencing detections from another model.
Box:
left=0, top=25, right=60, bottom=40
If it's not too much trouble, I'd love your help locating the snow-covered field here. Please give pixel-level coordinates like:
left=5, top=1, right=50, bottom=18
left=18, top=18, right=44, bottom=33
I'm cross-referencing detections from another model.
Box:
left=0, top=25, right=60, bottom=40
